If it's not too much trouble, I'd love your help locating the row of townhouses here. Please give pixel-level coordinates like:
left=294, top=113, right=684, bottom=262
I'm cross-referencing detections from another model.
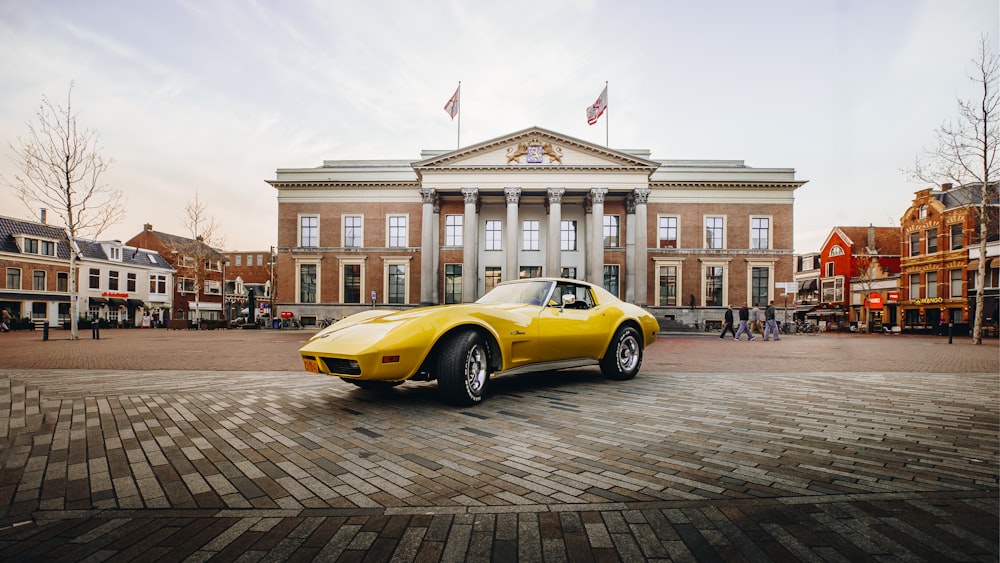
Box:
left=0, top=216, right=274, bottom=328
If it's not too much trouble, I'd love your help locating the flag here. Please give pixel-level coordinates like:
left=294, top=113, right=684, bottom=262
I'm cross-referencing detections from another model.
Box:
left=444, top=85, right=460, bottom=120
left=586, top=85, right=608, bottom=125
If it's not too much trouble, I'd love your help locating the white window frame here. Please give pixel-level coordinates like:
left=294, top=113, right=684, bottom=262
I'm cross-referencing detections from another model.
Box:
left=343, top=214, right=364, bottom=248
left=338, top=259, right=364, bottom=304
left=387, top=214, right=408, bottom=248
left=700, top=261, right=729, bottom=306
left=296, top=259, right=321, bottom=304
left=445, top=215, right=462, bottom=247
left=560, top=220, right=577, bottom=251
left=657, top=215, right=679, bottom=249
left=299, top=214, right=319, bottom=248
left=654, top=259, right=682, bottom=306
left=485, top=220, right=502, bottom=251
left=204, top=279, right=222, bottom=296
left=703, top=215, right=726, bottom=250
left=750, top=216, right=772, bottom=250
left=950, top=269, right=963, bottom=298
left=384, top=259, right=409, bottom=305
left=747, top=261, right=776, bottom=307
left=523, top=220, right=540, bottom=251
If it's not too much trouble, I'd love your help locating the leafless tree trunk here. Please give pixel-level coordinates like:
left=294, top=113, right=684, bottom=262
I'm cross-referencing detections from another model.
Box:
left=3, top=83, right=125, bottom=340
left=183, top=191, right=225, bottom=328
left=912, top=37, right=1000, bottom=344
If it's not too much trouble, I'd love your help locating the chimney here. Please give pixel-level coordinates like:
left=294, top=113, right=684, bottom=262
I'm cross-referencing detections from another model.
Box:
left=144, top=223, right=153, bottom=231
left=868, top=224, right=875, bottom=249
left=942, top=183, right=952, bottom=191
left=40, top=209, right=47, bottom=224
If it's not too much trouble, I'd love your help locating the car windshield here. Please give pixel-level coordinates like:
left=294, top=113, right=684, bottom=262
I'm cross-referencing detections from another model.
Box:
left=477, top=280, right=554, bottom=306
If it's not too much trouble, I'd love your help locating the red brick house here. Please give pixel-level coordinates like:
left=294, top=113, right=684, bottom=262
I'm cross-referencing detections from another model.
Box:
left=815, top=225, right=901, bottom=330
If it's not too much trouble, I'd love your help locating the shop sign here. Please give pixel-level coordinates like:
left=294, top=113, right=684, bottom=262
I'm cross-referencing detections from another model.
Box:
left=887, top=290, right=899, bottom=302
left=914, top=297, right=944, bottom=305
left=102, top=292, right=128, bottom=298
left=867, top=292, right=883, bottom=309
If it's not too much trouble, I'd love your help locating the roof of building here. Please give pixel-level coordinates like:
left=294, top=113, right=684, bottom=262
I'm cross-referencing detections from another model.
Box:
left=77, top=239, right=173, bottom=269
left=834, top=226, right=902, bottom=256
left=0, top=215, right=73, bottom=259
left=144, top=229, right=224, bottom=260
left=935, top=183, right=999, bottom=209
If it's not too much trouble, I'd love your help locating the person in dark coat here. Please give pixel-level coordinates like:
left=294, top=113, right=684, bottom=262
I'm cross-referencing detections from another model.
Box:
left=719, top=305, right=736, bottom=339
left=734, top=303, right=754, bottom=341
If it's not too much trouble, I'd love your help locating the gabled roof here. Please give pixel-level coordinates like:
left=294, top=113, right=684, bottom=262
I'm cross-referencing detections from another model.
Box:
left=822, top=226, right=901, bottom=256
left=145, top=229, right=224, bottom=260
left=0, top=215, right=72, bottom=259
left=77, top=239, right=173, bottom=269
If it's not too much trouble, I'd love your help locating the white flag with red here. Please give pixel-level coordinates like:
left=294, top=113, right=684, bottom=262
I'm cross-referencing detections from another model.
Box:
left=586, top=85, right=608, bottom=125
left=444, top=85, right=460, bottom=120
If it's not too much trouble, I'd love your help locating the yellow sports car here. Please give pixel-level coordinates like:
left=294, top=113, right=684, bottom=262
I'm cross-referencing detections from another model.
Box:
left=300, top=278, right=660, bottom=406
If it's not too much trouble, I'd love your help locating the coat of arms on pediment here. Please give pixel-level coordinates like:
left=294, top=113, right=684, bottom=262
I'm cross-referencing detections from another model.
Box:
left=506, top=138, right=563, bottom=165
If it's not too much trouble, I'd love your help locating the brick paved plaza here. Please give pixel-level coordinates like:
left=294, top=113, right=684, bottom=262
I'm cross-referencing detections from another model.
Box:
left=0, top=328, right=997, bottom=561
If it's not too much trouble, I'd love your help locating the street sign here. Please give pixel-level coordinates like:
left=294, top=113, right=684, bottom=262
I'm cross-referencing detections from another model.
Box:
left=777, top=282, right=798, bottom=294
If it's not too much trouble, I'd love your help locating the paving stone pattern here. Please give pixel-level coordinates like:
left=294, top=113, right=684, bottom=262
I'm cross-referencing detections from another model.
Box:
left=0, top=329, right=997, bottom=561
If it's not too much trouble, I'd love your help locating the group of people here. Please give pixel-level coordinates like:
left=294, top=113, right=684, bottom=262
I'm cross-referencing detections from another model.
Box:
left=719, top=301, right=781, bottom=341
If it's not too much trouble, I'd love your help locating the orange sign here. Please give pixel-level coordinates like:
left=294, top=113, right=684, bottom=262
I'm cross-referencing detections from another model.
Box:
left=868, top=292, right=884, bottom=309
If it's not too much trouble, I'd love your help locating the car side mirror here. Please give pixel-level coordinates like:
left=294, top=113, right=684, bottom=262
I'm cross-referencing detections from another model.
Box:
left=560, top=293, right=576, bottom=310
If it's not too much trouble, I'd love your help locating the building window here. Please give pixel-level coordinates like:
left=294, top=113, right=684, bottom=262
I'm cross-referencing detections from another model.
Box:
left=821, top=277, right=844, bottom=302
left=57, top=272, right=68, bottom=293
left=950, top=224, right=964, bottom=250
left=705, top=266, right=723, bottom=306
left=150, top=274, right=167, bottom=295
left=387, top=263, right=406, bottom=305
left=560, top=220, right=577, bottom=251
left=658, top=216, right=678, bottom=248
left=300, top=216, right=318, bottom=247
left=604, top=265, right=620, bottom=297
left=520, top=266, right=542, bottom=279
left=658, top=265, right=677, bottom=306
left=523, top=220, right=540, bottom=251
left=40, top=240, right=55, bottom=256
left=344, top=215, right=363, bottom=247
left=257, top=254, right=263, bottom=267
left=444, top=264, right=462, bottom=304
left=950, top=269, right=963, bottom=298
left=918, top=205, right=927, bottom=219
left=445, top=215, right=462, bottom=246
left=485, top=220, right=502, bottom=251
left=825, top=262, right=834, bottom=277
left=829, top=245, right=844, bottom=257
left=909, top=273, right=920, bottom=300
left=926, top=229, right=938, bottom=254
left=89, top=268, right=100, bottom=289
left=6, top=268, right=20, bottom=290
left=388, top=215, right=407, bottom=247
left=751, top=218, right=770, bottom=250
left=603, top=216, right=620, bottom=248
left=109, top=246, right=121, bottom=261
left=108, top=271, right=119, bottom=291
left=751, top=267, right=769, bottom=307
left=705, top=217, right=724, bottom=249
left=342, top=264, right=361, bottom=303
left=33, top=270, right=45, bottom=291
left=204, top=280, right=221, bottom=295
left=179, top=278, right=195, bottom=293
left=127, top=273, right=137, bottom=292
left=909, top=232, right=920, bottom=256
left=485, top=267, right=502, bottom=293
left=926, top=271, right=937, bottom=299
left=561, top=267, right=577, bottom=279
left=299, top=264, right=317, bottom=303
left=235, top=255, right=242, bottom=267
left=24, top=238, right=38, bottom=254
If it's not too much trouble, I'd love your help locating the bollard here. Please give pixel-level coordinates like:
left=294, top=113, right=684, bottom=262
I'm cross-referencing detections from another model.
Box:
left=42, top=321, right=49, bottom=341
left=948, top=321, right=953, bottom=344
left=92, top=322, right=100, bottom=340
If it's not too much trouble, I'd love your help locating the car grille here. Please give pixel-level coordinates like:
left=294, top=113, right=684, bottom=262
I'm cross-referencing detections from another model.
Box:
left=321, top=357, right=361, bottom=376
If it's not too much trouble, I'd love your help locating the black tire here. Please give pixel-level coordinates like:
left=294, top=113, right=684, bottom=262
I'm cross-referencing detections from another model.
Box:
left=600, top=325, right=642, bottom=381
left=348, top=380, right=403, bottom=390
left=437, top=330, right=490, bottom=406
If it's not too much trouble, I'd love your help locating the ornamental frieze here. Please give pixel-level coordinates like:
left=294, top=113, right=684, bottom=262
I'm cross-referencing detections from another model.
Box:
left=506, top=139, right=563, bottom=164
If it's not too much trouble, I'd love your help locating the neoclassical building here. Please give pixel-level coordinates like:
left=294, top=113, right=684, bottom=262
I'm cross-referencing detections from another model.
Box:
left=268, top=127, right=805, bottom=326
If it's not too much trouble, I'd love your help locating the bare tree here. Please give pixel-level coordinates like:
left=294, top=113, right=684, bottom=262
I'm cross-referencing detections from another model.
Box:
left=4, top=83, right=125, bottom=340
left=181, top=191, right=225, bottom=327
left=912, top=37, right=1000, bottom=344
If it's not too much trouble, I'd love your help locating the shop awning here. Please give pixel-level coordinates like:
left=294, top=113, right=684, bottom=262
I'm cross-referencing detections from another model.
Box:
left=89, top=296, right=108, bottom=306
left=108, top=298, right=126, bottom=307
left=127, top=299, right=145, bottom=308
left=798, top=279, right=818, bottom=291
left=805, top=305, right=847, bottom=317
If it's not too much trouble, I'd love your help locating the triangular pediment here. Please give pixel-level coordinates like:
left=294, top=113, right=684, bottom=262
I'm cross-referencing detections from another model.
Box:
left=413, top=126, right=660, bottom=172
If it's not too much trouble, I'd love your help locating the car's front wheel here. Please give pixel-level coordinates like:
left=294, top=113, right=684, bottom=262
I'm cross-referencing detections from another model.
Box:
left=438, top=330, right=490, bottom=406
left=600, top=325, right=642, bottom=380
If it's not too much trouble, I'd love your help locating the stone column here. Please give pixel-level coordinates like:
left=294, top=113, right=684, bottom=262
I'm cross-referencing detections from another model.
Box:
left=419, top=188, right=437, bottom=305
left=546, top=188, right=565, bottom=277
left=588, top=188, right=607, bottom=285
left=632, top=188, right=650, bottom=305
left=462, top=188, right=479, bottom=302
left=504, top=187, right=521, bottom=280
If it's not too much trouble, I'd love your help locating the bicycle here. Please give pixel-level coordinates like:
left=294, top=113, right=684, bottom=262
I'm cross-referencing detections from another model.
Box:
left=318, top=317, right=336, bottom=328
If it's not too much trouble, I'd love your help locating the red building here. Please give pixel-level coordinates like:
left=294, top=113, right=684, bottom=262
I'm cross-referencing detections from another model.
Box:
left=814, top=225, right=901, bottom=330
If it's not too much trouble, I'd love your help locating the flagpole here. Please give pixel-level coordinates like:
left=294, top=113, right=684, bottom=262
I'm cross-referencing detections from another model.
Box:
left=604, top=81, right=609, bottom=147
left=456, top=81, right=461, bottom=149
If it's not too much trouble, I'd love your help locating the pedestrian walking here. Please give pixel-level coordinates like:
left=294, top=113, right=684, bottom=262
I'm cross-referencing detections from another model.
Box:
left=734, top=303, right=754, bottom=341
left=763, top=300, right=781, bottom=341
left=1, top=308, right=10, bottom=332
left=719, top=305, right=736, bottom=339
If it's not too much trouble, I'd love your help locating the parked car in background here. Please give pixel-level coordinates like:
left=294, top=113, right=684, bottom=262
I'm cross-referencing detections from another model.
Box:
left=299, top=278, right=661, bottom=405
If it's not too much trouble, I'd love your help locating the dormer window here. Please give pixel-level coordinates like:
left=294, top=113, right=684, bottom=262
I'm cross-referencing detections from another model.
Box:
left=16, top=236, right=57, bottom=257
left=829, top=245, right=844, bottom=257
left=109, top=246, right=122, bottom=261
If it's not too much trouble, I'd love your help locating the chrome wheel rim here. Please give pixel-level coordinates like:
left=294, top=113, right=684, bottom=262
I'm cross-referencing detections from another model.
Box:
left=465, top=344, right=487, bottom=394
left=617, top=333, right=640, bottom=372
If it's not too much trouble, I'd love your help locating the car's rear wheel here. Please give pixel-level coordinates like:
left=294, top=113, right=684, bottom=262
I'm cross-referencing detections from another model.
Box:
left=438, top=330, right=489, bottom=406
left=600, top=325, right=642, bottom=380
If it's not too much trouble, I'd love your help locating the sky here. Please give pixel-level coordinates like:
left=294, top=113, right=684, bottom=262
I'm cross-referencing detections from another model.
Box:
left=0, top=0, right=997, bottom=254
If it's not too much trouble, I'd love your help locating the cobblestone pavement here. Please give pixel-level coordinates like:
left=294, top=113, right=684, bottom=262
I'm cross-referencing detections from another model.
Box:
left=0, top=328, right=997, bottom=561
